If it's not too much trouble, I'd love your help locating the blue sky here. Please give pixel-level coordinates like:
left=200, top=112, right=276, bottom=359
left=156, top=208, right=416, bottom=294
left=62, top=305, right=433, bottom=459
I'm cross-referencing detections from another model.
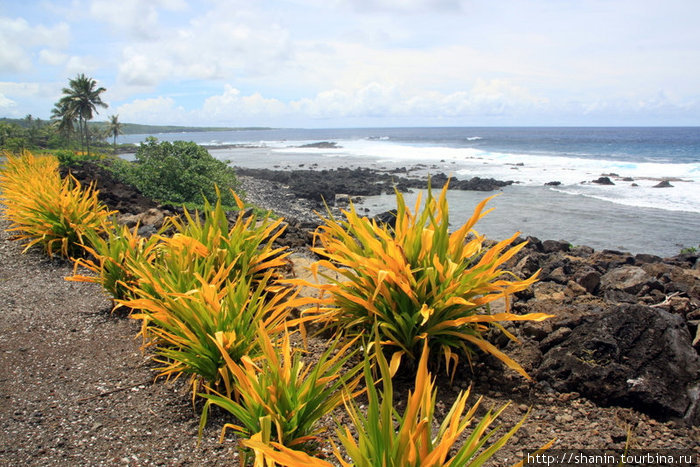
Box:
left=1, top=0, right=699, bottom=127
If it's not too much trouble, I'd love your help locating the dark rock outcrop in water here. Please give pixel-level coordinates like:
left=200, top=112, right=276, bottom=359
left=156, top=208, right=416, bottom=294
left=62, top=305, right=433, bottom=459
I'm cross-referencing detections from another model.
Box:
left=235, top=167, right=514, bottom=206
left=592, top=176, right=615, bottom=185
left=235, top=167, right=395, bottom=204
left=653, top=180, right=674, bottom=188
left=427, top=172, right=514, bottom=191
left=297, top=141, right=341, bottom=149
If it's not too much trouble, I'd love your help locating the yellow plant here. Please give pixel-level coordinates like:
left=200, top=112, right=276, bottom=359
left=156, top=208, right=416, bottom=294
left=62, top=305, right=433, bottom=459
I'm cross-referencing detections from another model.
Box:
left=247, top=341, right=535, bottom=466
left=292, top=182, right=552, bottom=378
left=0, top=150, right=114, bottom=258
left=199, top=324, right=363, bottom=465
left=67, top=221, right=163, bottom=306
left=123, top=271, right=301, bottom=395
left=170, top=190, right=289, bottom=282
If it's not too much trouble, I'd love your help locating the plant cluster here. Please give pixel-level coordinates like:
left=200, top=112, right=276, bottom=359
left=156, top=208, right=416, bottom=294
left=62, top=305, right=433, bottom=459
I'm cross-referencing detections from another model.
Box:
left=1, top=154, right=551, bottom=464
left=111, top=138, right=243, bottom=206
left=0, top=150, right=114, bottom=258
left=293, top=183, right=552, bottom=378
left=248, top=339, right=550, bottom=466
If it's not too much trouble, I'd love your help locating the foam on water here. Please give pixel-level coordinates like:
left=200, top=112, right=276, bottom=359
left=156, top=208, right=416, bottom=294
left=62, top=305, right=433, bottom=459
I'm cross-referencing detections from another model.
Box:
left=272, top=138, right=700, bottom=213
left=122, top=127, right=699, bottom=254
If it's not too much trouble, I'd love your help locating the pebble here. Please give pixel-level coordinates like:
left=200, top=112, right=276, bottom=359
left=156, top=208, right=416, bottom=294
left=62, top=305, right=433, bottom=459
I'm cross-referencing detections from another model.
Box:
left=555, top=413, right=575, bottom=423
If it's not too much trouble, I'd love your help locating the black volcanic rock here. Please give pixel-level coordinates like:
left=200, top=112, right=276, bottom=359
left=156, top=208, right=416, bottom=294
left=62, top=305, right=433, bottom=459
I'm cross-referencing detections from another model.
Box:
left=297, top=141, right=340, bottom=149
left=373, top=209, right=398, bottom=230
left=592, top=177, right=615, bottom=185
left=59, top=161, right=159, bottom=214
left=235, top=167, right=515, bottom=205
left=537, top=304, right=700, bottom=423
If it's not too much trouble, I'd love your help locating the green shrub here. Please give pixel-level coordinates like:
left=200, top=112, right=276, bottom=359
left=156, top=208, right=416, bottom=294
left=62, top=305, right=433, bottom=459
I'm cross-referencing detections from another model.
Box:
left=680, top=245, right=698, bottom=254
left=53, top=149, right=105, bottom=167
left=115, top=137, right=242, bottom=206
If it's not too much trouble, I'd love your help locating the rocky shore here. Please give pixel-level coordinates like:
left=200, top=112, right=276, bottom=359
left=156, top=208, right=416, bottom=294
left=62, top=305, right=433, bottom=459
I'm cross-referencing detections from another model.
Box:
left=1, top=160, right=698, bottom=465
left=63, top=161, right=700, bottom=424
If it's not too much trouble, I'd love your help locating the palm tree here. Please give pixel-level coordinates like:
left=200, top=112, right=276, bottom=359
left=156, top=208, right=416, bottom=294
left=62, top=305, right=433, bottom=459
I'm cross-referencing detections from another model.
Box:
left=57, top=74, right=107, bottom=155
left=107, top=114, right=123, bottom=150
left=51, top=101, right=77, bottom=145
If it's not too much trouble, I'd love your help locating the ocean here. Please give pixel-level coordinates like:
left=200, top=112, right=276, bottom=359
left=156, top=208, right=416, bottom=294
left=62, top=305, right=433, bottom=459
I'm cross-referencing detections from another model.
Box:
left=117, top=127, right=700, bottom=257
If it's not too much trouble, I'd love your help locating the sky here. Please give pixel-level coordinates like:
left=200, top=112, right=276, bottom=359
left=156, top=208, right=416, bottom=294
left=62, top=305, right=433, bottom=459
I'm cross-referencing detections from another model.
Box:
left=1, top=0, right=699, bottom=128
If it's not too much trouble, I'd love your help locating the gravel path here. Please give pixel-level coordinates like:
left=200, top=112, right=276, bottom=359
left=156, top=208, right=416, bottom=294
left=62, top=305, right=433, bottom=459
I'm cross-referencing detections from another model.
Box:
left=0, top=216, right=239, bottom=466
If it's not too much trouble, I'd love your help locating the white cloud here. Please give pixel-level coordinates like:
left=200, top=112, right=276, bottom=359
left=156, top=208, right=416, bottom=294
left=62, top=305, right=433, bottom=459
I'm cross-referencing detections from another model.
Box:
left=0, top=82, right=44, bottom=98
left=38, top=49, right=68, bottom=66
left=88, top=0, right=187, bottom=39
left=0, top=81, right=61, bottom=118
left=116, top=96, right=187, bottom=124
left=290, top=79, right=548, bottom=119
left=0, top=17, right=70, bottom=72
left=338, top=0, right=464, bottom=13
left=119, top=79, right=700, bottom=127
left=64, top=55, right=101, bottom=76
left=118, top=49, right=173, bottom=87
left=201, top=85, right=286, bottom=118
left=0, top=93, right=17, bottom=110
left=113, top=5, right=293, bottom=92
left=3, top=0, right=700, bottom=126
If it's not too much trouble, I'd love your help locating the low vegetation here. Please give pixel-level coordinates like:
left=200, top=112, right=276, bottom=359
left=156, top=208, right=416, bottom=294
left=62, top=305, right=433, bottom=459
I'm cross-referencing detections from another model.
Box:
left=0, top=151, right=114, bottom=258
left=200, top=328, right=363, bottom=465
left=109, top=138, right=243, bottom=206
left=0, top=149, right=548, bottom=465
left=68, top=222, right=164, bottom=304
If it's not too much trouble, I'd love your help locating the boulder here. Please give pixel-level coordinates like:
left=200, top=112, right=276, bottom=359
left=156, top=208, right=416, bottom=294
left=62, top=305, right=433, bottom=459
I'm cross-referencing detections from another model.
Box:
left=536, top=304, right=700, bottom=423
left=576, top=269, right=601, bottom=294
left=546, top=266, right=569, bottom=284
left=373, top=209, right=398, bottom=230
left=653, top=180, right=673, bottom=188
left=514, top=254, right=541, bottom=277
left=570, top=245, right=594, bottom=257
left=635, top=253, right=662, bottom=264
left=544, top=181, right=561, bottom=186
left=139, top=208, right=165, bottom=227
left=590, top=250, right=634, bottom=272
left=592, top=177, right=615, bottom=185
left=542, top=240, right=570, bottom=253
left=600, top=266, right=653, bottom=295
